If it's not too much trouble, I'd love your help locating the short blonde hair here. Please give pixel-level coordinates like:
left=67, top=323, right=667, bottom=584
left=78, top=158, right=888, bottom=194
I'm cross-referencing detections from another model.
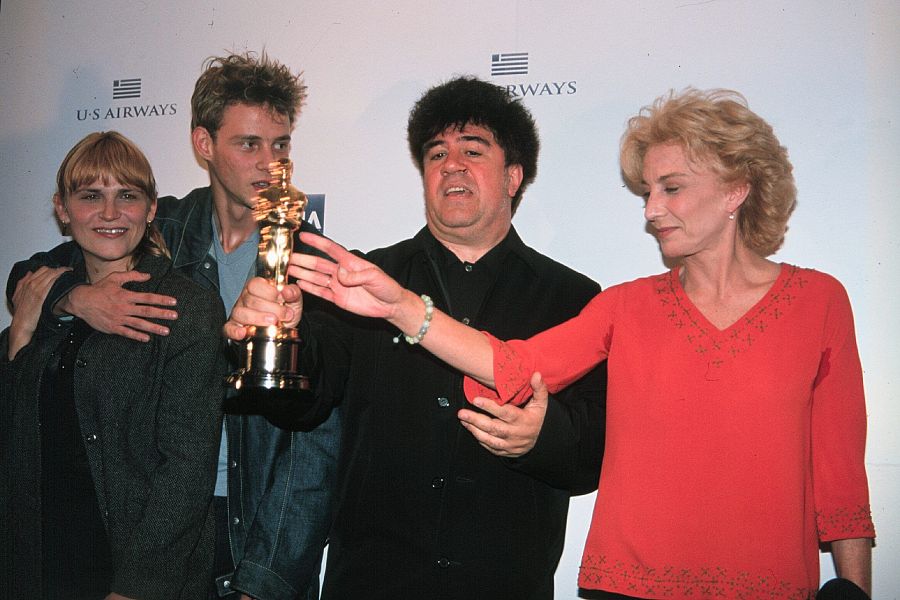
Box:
left=620, top=88, right=796, bottom=256
left=56, top=131, right=169, bottom=259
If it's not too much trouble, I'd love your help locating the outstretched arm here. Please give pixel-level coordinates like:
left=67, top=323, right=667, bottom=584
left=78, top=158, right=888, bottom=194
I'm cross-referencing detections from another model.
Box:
left=291, top=232, right=496, bottom=386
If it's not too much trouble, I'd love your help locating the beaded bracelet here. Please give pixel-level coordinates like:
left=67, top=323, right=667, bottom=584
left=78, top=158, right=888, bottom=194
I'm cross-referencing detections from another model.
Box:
left=393, top=294, right=434, bottom=345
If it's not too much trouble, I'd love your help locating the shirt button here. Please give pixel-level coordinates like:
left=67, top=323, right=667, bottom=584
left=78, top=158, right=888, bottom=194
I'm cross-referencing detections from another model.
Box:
left=437, top=396, right=450, bottom=408
left=223, top=580, right=231, bottom=589
left=464, top=264, right=473, bottom=272
left=203, top=261, right=212, bottom=269
left=435, top=557, right=450, bottom=568
left=431, top=477, right=445, bottom=489
left=232, top=517, right=240, bottom=525
left=75, top=358, right=87, bottom=368
left=85, top=434, right=98, bottom=443
left=462, top=317, right=470, bottom=325
left=230, top=460, right=238, bottom=468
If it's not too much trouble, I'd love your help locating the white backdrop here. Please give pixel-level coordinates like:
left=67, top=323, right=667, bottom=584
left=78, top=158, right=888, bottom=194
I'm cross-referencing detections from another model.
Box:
left=1, top=1, right=898, bottom=596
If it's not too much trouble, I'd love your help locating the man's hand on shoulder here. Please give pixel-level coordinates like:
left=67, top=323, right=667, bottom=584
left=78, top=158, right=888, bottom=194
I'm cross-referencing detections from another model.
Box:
left=58, top=271, right=178, bottom=342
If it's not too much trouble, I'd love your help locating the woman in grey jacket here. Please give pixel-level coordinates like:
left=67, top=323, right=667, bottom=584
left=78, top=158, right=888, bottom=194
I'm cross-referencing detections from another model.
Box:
left=0, top=132, right=226, bottom=600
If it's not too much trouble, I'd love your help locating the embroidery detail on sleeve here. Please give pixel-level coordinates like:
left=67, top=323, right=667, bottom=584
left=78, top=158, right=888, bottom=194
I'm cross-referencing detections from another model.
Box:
left=494, top=342, right=528, bottom=404
left=816, top=504, right=876, bottom=538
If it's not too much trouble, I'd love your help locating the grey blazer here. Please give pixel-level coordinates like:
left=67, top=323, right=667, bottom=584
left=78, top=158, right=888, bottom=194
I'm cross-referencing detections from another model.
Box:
left=1, top=248, right=227, bottom=600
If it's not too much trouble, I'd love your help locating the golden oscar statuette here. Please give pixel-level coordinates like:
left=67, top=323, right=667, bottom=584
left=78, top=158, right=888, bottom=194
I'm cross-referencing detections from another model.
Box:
left=226, top=158, right=312, bottom=403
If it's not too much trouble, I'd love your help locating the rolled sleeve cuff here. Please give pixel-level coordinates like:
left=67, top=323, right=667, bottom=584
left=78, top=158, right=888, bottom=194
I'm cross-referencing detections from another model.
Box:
left=462, top=333, right=533, bottom=406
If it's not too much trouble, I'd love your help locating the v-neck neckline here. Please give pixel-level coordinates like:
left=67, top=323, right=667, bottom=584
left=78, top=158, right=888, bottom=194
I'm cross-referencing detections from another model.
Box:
left=670, top=263, right=789, bottom=335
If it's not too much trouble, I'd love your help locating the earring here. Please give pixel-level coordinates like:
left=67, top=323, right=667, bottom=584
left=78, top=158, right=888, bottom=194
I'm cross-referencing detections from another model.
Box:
left=728, top=212, right=735, bottom=220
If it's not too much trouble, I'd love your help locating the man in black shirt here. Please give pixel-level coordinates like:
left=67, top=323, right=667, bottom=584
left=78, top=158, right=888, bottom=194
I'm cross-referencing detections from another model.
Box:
left=226, top=76, right=608, bottom=600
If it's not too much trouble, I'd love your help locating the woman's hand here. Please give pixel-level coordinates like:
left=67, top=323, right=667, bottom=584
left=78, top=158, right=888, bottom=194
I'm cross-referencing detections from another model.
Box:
left=7, top=266, right=69, bottom=360
left=292, top=233, right=495, bottom=384
left=290, top=233, right=407, bottom=321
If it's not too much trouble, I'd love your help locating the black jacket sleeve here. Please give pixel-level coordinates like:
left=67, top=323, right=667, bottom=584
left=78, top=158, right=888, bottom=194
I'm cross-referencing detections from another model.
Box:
left=505, top=361, right=607, bottom=495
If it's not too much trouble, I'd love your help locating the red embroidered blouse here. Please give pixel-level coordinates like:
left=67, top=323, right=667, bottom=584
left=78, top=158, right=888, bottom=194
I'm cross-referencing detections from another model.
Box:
left=465, top=265, right=874, bottom=599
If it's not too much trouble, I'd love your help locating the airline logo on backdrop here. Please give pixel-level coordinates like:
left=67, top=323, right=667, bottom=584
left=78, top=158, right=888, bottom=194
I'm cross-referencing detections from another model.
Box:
left=491, top=53, right=529, bottom=76
left=112, top=78, right=141, bottom=99
left=75, top=77, right=177, bottom=121
left=305, top=194, right=326, bottom=233
left=489, top=51, right=577, bottom=98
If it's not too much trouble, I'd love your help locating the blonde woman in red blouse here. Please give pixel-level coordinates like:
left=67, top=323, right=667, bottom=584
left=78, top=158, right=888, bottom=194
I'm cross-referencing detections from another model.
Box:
left=286, top=89, right=873, bottom=599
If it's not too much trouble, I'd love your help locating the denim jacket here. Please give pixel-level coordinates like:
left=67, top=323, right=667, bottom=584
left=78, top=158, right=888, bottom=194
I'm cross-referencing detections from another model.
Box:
left=156, top=188, right=340, bottom=600
left=6, top=187, right=340, bottom=600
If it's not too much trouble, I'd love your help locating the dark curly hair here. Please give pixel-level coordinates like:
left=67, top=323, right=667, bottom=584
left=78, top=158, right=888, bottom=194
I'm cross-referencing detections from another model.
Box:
left=191, top=51, right=307, bottom=136
left=407, top=76, right=539, bottom=213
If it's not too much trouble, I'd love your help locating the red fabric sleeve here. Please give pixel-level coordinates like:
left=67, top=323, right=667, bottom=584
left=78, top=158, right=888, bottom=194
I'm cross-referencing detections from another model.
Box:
left=810, top=276, right=875, bottom=541
left=463, top=290, right=611, bottom=406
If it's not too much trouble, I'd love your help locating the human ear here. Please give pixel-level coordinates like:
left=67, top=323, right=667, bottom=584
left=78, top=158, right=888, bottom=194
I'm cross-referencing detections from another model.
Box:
left=52, top=193, right=68, bottom=223
left=506, top=164, right=524, bottom=199
left=726, top=180, right=751, bottom=213
left=192, top=126, right=215, bottom=161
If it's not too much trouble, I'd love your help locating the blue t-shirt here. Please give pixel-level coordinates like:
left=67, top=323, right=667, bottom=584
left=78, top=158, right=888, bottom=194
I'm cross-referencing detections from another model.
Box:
left=211, top=216, right=259, bottom=496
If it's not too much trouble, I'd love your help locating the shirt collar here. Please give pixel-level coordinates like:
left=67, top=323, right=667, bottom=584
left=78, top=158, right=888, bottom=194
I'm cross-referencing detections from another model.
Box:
left=415, top=225, right=534, bottom=278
